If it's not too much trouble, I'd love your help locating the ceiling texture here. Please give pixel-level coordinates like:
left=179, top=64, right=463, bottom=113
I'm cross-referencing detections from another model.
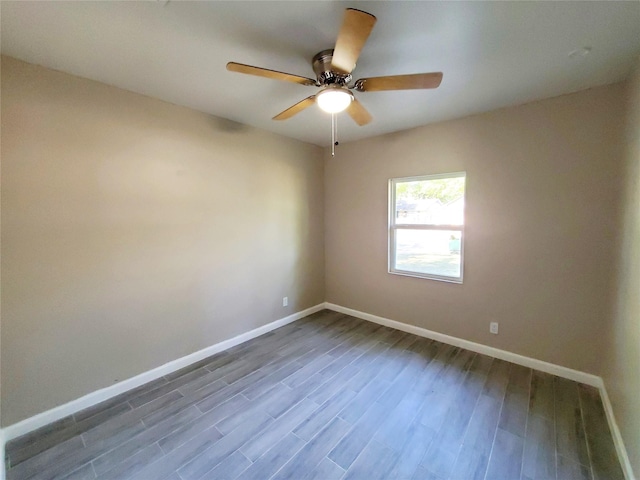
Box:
left=2, top=1, right=640, bottom=146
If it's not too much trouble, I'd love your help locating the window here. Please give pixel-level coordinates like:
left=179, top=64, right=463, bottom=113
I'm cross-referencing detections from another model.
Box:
left=389, top=172, right=466, bottom=283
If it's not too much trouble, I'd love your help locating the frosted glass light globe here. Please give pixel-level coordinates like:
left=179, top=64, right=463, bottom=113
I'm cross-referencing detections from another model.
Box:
left=316, top=87, right=353, bottom=113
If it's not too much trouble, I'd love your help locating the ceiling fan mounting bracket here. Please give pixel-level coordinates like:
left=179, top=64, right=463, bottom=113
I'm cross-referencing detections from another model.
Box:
left=312, top=49, right=352, bottom=87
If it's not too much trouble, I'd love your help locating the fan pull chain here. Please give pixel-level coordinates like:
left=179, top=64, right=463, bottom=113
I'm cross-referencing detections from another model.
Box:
left=331, top=113, right=335, bottom=156
left=331, top=113, right=339, bottom=157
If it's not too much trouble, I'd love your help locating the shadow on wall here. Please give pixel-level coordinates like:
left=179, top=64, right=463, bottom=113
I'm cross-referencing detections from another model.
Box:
left=206, top=116, right=249, bottom=133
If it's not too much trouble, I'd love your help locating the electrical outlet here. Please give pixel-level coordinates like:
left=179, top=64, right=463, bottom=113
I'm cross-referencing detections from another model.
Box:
left=283, top=296, right=288, bottom=307
left=490, top=322, right=499, bottom=335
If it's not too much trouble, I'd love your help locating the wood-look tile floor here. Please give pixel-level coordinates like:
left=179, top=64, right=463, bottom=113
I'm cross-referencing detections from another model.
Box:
left=6, top=310, right=624, bottom=480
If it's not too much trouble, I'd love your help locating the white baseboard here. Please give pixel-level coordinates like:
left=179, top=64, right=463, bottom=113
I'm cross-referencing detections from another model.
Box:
left=2, top=301, right=634, bottom=480
left=1, top=303, right=325, bottom=443
left=599, top=383, right=636, bottom=480
left=325, top=302, right=636, bottom=480
left=325, top=303, right=601, bottom=386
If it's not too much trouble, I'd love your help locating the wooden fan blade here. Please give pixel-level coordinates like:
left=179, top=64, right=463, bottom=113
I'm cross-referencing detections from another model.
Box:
left=355, top=72, right=443, bottom=92
left=331, top=9, right=377, bottom=75
left=346, top=98, right=372, bottom=126
left=273, top=95, right=317, bottom=121
left=227, top=62, right=317, bottom=86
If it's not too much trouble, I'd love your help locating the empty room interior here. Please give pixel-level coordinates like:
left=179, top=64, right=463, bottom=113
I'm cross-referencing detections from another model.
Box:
left=1, top=1, right=639, bottom=480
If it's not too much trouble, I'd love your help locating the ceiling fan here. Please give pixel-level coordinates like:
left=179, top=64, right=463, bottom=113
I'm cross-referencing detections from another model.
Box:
left=226, top=8, right=443, bottom=126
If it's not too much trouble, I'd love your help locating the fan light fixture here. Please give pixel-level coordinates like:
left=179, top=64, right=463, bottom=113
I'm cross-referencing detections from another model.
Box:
left=227, top=8, right=444, bottom=130
left=316, top=87, right=353, bottom=113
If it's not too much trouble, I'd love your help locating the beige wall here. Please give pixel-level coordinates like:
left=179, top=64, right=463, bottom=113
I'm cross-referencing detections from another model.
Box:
left=603, top=61, right=640, bottom=477
left=2, top=52, right=635, bottom=465
left=325, top=84, right=624, bottom=375
left=0, top=56, right=325, bottom=426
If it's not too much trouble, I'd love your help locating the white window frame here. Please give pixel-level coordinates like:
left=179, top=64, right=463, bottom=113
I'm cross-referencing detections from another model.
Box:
left=388, top=172, right=466, bottom=283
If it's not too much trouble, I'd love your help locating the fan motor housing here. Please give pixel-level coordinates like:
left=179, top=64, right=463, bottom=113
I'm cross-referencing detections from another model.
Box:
left=312, top=49, right=352, bottom=86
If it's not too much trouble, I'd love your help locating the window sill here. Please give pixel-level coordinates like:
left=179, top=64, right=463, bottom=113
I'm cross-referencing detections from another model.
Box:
left=388, top=268, right=463, bottom=284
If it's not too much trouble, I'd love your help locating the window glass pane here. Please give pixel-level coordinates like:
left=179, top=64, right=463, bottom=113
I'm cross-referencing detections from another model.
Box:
left=394, top=229, right=462, bottom=278
left=395, top=176, right=465, bottom=225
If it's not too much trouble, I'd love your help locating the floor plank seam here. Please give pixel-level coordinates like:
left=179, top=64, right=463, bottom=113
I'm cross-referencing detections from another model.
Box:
left=578, top=387, right=596, bottom=480
left=519, top=369, right=532, bottom=480
left=482, top=364, right=510, bottom=480
left=447, top=363, right=491, bottom=480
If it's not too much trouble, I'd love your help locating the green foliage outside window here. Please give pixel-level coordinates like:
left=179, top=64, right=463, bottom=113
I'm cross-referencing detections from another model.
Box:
left=396, top=177, right=465, bottom=204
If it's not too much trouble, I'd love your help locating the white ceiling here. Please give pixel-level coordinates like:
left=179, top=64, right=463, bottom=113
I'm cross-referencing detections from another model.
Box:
left=2, top=1, right=639, bottom=146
